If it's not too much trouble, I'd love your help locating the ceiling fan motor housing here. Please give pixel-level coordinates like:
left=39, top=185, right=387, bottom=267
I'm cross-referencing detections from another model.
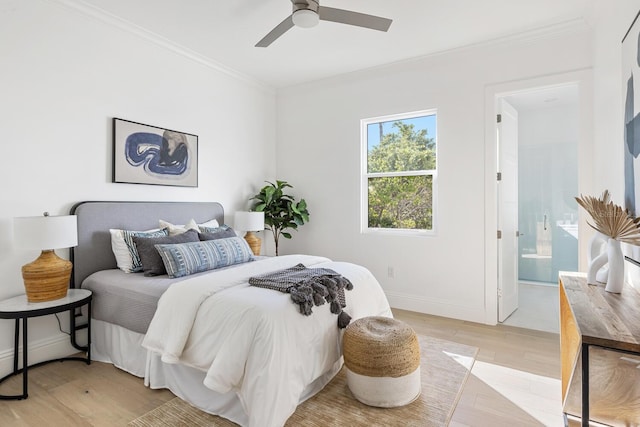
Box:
left=292, top=0, right=319, bottom=13
left=256, top=0, right=392, bottom=47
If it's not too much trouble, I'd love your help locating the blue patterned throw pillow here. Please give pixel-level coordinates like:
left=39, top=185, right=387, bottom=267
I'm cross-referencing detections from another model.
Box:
left=155, top=237, right=255, bottom=278
left=123, top=228, right=169, bottom=273
left=199, top=224, right=234, bottom=234
left=198, top=225, right=236, bottom=241
left=110, top=228, right=169, bottom=273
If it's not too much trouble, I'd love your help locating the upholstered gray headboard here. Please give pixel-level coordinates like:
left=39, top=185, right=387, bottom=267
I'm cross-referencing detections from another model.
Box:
left=69, top=201, right=224, bottom=288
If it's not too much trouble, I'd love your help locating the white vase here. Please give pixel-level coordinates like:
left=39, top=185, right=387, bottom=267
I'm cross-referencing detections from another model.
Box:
left=588, top=232, right=607, bottom=262
left=605, top=238, right=624, bottom=293
left=588, top=251, right=608, bottom=284
left=587, top=232, right=608, bottom=284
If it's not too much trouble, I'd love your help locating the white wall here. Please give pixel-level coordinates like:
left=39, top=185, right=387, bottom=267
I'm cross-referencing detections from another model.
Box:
left=592, top=0, right=639, bottom=200
left=276, top=26, right=593, bottom=323
left=0, top=0, right=276, bottom=371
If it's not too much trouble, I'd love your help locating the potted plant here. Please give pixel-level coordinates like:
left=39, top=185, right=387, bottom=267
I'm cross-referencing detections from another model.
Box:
left=250, top=180, right=310, bottom=256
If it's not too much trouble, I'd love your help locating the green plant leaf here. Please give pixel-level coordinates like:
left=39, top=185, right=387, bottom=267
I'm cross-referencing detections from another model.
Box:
left=264, top=186, right=275, bottom=204
left=250, top=180, right=309, bottom=253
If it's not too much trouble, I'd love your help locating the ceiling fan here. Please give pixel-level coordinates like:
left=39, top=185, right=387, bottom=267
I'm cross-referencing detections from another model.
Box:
left=256, top=0, right=392, bottom=48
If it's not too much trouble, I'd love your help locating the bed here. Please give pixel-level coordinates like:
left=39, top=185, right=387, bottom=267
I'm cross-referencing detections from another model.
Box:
left=70, top=201, right=392, bottom=427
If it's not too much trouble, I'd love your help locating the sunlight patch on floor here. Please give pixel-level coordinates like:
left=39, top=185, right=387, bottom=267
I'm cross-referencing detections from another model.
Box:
left=471, top=361, right=562, bottom=426
left=443, top=351, right=476, bottom=371
left=447, top=351, right=563, bottom=427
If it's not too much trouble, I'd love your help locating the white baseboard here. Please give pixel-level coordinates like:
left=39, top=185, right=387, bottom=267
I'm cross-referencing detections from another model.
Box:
left=385, top=291, right=490, bottom=325
left=0, top=331, right=86, bottom=378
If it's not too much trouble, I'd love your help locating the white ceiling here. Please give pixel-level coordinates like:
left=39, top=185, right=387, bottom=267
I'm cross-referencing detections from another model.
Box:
left=78, top=0, right=595, bottom=89
left=504, top=84, right=580, bottom=112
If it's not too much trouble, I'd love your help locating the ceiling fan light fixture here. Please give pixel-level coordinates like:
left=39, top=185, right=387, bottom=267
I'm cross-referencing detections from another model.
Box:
left=255, top=0, right=392, bottom=48
left=292, top=9, right=319, bottom=28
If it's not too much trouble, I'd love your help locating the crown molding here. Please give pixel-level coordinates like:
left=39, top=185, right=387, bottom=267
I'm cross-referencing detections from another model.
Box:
left=46, top=0, right=275, bottom=93
left=387, top=18, right=592, bottom=71
left=283, top=17, right=591, bottom=91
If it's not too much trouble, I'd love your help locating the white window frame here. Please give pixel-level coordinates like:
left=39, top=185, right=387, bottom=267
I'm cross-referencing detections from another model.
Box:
left=360, top=109, right=438, bottom=236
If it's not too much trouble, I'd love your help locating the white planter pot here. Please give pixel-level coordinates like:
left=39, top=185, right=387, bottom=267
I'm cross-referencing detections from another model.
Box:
left=605, top=238, right=624, bottom=293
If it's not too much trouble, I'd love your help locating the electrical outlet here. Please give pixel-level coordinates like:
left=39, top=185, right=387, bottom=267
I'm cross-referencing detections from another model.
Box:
left=387, top=266, right=394, bottom=278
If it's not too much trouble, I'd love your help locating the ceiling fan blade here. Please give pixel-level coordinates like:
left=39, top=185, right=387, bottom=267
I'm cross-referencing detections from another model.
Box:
left=255, top=15, right=295, bottom=47
left=319, top=6, right=392, bottom=32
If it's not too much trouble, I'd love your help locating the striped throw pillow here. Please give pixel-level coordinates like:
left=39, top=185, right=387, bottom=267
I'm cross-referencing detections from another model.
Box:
left=155, top=237, right=255, bottom=278
left=110, top=228, right=169, bottom=273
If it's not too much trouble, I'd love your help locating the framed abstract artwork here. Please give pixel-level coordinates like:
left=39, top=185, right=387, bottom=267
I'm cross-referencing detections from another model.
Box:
left=623, top=9, right=640, bottom=268
left=113, top=118, right=198, bottom=187
left=623, top=9, right=640, bottom=215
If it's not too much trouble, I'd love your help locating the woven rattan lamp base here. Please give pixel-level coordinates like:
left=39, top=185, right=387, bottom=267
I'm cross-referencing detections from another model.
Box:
left=243, top=231, right=262, bottom=256
left=21, top=250, right=71, bottom=302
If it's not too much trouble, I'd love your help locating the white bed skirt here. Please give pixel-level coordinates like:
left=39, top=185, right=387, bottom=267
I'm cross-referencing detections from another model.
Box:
left=91, top=319, right=342, bottom=426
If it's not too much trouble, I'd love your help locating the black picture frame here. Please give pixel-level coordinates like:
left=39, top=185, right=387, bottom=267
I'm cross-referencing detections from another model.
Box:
left=113, top=118, right=198, bottom=187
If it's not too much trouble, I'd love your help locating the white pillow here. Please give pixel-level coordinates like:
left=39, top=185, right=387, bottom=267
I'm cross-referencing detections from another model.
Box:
left=198, top=218, right=220, bottom=229
left=158, top=218, right=220, bottom=236
left=159, top=219, right=199, bottom=236
left=110, top=227, right=169, bottom=273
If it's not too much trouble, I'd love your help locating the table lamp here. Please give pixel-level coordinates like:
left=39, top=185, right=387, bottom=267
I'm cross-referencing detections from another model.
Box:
left=13, top=213, right=78, bottom=302
left=234, top=211, right=265, bottom=256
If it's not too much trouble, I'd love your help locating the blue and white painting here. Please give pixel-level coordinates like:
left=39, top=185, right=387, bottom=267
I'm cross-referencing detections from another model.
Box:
left=622, top=10, right=640, bottom=276
left=113, top=118, right=198, bottom=187
left=623, top=11, right=640, bottom=215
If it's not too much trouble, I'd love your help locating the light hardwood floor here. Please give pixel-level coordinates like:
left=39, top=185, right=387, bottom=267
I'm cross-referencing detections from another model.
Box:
left=0, top=309, right=562, bottom=426
left=395, top=309, right=563, bottom=427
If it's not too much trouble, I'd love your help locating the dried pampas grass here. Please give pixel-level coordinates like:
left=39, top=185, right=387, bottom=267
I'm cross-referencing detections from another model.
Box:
left=575, top=190, right=640, bottom=244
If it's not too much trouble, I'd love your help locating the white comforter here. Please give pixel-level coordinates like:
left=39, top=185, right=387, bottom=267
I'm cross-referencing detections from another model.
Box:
left=142, top=255, right=392, bottom=427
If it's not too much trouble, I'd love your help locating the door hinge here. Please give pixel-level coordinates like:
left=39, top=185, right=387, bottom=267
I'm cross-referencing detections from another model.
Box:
left=497, top=172, right=502, bottom=181
left=497, top=114, right=502, bottom=123
left=497, top=230, right=502, bottom=239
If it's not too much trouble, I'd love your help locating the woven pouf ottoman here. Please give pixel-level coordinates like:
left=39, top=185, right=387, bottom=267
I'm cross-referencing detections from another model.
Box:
left=343, top=316, right=421, bottom=407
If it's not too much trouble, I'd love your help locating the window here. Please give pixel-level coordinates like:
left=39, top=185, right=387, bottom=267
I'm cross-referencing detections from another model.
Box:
left=361, top=110, right=437, bottom=233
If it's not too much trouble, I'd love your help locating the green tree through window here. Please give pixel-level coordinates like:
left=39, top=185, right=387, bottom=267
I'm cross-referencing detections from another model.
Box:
left=364, top=113, right=437, bottom=231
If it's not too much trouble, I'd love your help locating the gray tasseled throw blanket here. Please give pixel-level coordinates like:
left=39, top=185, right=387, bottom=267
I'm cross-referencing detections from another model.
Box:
left=249, top=263, right=354, bottom=328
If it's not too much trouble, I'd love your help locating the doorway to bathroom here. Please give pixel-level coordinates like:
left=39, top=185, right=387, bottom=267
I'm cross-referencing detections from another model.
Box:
left=498, top=83, right=580, bottom=332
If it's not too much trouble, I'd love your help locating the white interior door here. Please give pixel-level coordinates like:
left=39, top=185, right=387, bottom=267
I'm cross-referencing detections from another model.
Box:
left=498, top=98, right=519, bottom=322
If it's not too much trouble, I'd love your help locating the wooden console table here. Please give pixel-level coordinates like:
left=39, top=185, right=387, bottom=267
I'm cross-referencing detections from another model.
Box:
left=559, top=272, right=640, bottom=426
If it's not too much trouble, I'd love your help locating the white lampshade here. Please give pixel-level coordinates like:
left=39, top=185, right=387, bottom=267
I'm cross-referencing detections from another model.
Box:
left=13, top=214, right=78, bottom=250
left=292, top=9, right=320, bottom=28
left=234, top=211, right=265, bottom=232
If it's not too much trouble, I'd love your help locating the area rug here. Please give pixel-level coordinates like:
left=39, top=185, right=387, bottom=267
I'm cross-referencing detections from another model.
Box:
left=129, top=335, right=477, bottom=427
